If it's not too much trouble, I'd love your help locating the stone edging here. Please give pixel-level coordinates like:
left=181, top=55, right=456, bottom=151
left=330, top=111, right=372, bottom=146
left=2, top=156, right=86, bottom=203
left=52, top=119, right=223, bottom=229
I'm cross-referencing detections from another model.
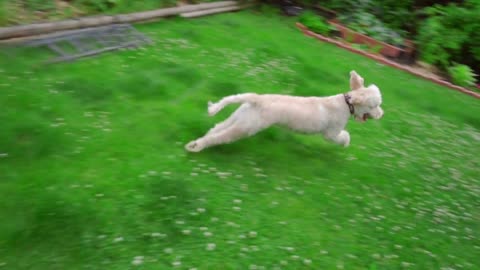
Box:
left=296, top=23, right=480, bottom=99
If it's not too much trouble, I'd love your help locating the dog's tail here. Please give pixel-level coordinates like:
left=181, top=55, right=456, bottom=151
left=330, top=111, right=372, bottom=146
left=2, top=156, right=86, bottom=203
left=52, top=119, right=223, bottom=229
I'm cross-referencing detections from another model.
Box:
left=207, top=93, right=259, bottom=116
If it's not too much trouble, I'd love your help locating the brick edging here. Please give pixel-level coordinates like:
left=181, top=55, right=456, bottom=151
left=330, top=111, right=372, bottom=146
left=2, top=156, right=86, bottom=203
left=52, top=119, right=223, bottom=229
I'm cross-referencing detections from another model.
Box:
left=296, top=23, right=480, bottom=99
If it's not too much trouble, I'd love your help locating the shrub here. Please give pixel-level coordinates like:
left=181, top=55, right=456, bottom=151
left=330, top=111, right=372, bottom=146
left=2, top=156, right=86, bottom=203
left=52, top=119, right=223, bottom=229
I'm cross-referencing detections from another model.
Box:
left=417, top=4, right=470, bottom=68
left=448, top=64, right=477, bottom=87
left=298, top=10, right=331, bottom=36
left=463, top=0, right=480, bottom=64
left=417, top=1, right=480, bottom=71
left=373, top=0, right=416, bottom=33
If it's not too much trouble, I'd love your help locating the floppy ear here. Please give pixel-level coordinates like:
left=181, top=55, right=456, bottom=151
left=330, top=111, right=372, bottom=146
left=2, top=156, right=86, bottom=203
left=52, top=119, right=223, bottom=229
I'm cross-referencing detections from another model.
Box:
left=349, top=70, right=364, bottom=90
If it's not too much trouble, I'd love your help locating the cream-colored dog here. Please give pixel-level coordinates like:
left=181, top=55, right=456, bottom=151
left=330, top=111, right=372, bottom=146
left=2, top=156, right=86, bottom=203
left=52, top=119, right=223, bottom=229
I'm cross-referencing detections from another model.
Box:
left=185, top=71, right=383, bottom=152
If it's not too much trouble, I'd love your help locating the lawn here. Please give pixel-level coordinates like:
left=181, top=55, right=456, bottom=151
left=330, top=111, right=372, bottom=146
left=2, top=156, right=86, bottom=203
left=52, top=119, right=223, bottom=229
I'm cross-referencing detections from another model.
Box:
left=0, top=9, right=479, bottom=270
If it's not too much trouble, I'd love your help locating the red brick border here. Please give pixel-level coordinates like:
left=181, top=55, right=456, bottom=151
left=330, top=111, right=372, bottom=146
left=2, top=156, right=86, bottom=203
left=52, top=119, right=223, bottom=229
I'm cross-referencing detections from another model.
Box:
left=296, top=23, right=480, bottom=99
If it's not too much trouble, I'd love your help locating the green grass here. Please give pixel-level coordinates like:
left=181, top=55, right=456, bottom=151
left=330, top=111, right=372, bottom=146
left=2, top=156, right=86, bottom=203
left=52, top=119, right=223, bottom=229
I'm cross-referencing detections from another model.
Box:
left=1, top=9, right=479, bottom=270
left=0, top=0, right=8, bottom=25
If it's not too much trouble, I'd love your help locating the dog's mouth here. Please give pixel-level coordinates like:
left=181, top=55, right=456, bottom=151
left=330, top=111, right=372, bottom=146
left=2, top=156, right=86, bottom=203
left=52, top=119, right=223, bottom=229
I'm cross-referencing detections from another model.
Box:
left=356, top=113, right=371, bottom=122
left=363, top=113, right=370, bottom=121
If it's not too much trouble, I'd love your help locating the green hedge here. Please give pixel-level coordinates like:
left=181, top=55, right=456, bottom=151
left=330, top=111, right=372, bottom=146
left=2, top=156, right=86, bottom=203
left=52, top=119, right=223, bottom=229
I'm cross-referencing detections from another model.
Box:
left=417, top=1, right=480, bottom=75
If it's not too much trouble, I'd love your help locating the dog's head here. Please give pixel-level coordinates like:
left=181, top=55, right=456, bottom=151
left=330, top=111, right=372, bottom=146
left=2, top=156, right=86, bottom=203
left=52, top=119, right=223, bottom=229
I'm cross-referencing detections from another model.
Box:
left=348, top=71, right=384, bottom=122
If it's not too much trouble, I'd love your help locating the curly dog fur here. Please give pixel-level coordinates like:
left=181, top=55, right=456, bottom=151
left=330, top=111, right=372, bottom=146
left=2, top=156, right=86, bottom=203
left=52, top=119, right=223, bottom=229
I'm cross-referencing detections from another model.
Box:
left=186, top=71, right=383, bottom=152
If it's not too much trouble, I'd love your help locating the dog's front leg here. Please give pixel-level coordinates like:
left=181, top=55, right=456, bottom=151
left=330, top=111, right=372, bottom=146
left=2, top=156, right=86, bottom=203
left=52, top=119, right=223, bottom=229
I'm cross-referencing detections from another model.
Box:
left=325, top=130, right=350, bottom=147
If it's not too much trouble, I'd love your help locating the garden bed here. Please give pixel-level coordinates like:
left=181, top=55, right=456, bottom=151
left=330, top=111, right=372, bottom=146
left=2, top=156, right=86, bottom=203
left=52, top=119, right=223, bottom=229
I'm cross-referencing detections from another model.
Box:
left=327, top=20, right=414, bottom=59
left=296, top=22, right=480, bottom=99
left=302, top=2, right=479, bottom=92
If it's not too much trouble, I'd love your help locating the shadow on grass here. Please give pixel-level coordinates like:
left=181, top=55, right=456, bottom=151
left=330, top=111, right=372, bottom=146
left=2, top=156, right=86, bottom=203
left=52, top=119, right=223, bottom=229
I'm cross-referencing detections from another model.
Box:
left=1, top=191, right=102, bottom=255
left=0, top=93, right=72, bottom=161
left=209, top=80, right=241, bottom=96
left=141, top=176, right=209, bottom=243
left=192, top=128, right=345, bottom=174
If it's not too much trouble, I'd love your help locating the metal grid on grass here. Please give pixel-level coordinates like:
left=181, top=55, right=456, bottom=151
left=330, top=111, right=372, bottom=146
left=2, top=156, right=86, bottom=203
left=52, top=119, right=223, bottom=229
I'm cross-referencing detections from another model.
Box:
left=23, top=24, right=151, bottom=64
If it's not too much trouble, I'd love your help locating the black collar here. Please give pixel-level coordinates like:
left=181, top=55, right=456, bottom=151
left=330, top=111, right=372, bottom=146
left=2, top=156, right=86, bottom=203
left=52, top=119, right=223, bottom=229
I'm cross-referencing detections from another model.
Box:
left=343, top=93, right=355, bottom=115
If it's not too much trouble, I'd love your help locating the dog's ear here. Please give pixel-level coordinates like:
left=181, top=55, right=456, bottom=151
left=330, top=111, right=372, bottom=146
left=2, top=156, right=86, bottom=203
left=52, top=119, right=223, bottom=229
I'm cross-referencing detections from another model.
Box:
left=349, top=70, right=364, bottom=90
left=350, top=91, right=366, bottom=105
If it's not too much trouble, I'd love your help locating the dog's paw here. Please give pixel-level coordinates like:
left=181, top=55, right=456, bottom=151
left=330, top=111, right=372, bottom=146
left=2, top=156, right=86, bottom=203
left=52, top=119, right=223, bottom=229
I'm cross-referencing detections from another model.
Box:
left=208, top=102, right=220, bottom=116
left=343, top=137, right=350, bottom=147
left=185, top=140, right=202, bottom=152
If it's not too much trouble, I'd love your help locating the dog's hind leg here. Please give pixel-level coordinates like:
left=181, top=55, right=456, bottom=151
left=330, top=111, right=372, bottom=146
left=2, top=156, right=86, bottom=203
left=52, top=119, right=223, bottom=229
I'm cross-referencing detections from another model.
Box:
left=205, top=105, right=245, bottom=136
left=185, top=125, right=250, bottom=152
left=205, top=117, right=236, bottom=136
left=205, top=103, right=253, bottom=136
left=185, top=104, right=269, bottom=152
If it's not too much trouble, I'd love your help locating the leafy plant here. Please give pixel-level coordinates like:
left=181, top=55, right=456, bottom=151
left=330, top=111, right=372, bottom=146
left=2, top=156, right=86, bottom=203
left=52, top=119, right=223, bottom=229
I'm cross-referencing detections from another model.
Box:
left=417, top=1, right=480, bottom=72
left=373, top=0, right=415, bottom=33
left=351, top=43, right=369, bottom=51
left=320, top=0, right=415, bottom=33
left=448, top=63, right=477, bottom=87
left=338, top=12, right=405, bottom=47
left=369, top=44, right=383, bottom=54
left=345, top=32, right=354, bottom=43
left=299, top=10, right=331, bottom=36
left=417, top=4, right=470, bottom=69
